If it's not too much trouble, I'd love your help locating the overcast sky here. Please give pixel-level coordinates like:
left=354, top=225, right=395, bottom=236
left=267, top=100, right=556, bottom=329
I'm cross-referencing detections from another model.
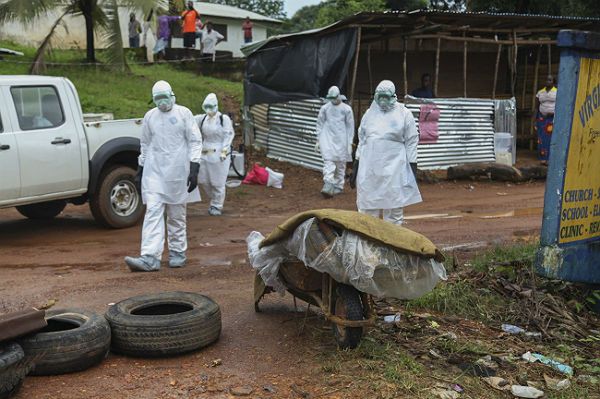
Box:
left=285, top=0, right=323, bottom=17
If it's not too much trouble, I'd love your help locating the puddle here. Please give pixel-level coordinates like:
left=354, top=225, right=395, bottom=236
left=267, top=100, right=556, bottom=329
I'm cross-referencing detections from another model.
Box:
left=478, top=207, right=543, bottom=219
left=407, top=207, right=543, bottom=221
left=440, top=241, right=488, bottom=251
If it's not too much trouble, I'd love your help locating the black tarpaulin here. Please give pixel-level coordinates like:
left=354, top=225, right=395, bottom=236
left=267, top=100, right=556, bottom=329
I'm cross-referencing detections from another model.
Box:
left=244, top=28, right=358, bottom=106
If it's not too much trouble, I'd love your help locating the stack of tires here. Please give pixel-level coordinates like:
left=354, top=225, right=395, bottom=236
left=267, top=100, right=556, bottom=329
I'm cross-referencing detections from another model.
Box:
left=0, top=292, right=220, bottom=398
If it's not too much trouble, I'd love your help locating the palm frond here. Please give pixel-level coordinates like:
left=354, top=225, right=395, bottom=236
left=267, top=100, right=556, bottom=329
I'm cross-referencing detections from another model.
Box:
left=0, top=0, right=65, bottom=24
left=29, top=9, right=70, bottom=75
left=119, top=0, right=169, bottom=15
left=101, top=0, right=128, bottom=72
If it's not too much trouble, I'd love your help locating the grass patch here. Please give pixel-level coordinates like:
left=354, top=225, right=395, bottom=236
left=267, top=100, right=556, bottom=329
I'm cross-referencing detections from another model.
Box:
left=404, top=279, right=508, bottom=322
left=0, top=41, right=243, bottom=119
left=469, top=242, right=538, bottom=272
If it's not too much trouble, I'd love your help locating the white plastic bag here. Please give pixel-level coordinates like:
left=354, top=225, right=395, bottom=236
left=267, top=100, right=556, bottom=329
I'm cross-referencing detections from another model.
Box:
left=265, top=167, right=284, bottom=189
left=246, top=218, right=447, bottom=300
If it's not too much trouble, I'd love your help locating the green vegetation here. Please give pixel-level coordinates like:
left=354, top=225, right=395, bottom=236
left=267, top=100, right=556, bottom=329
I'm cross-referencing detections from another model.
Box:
left=313, top=243, right=599, bottom=398
left=0, top=41, right=243, bottom=119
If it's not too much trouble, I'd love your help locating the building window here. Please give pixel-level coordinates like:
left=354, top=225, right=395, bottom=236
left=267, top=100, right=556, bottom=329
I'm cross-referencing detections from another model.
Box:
left=212, top=23, right=228, bottom=41
left=10, top=86, right=65, bottom=131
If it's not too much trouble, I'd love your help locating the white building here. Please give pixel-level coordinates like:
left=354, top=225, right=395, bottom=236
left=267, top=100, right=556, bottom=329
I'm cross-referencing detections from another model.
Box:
left=170, top=2, right=281, bottom=57
left=0, top=3, right=280, bottom=59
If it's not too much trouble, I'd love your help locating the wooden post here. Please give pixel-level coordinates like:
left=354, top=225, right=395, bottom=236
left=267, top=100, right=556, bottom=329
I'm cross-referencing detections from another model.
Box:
left=463, top=32, right=467, bottom=97
left=367, top=43, right=373, bottom=93
left=530, top=45, right=541, bottom=150
left=349, top=26, right=362, bottom=103
left=435, top=37, right=441, bottom=97
left=511, top=30, right=518, bottom=97
left=492, top=44, right=502, bottom=99
left=521, top=47, right=529, bottom=106
left=403, top=37, right=408, bottom=96
left=547, top=43, right=552, bottom=75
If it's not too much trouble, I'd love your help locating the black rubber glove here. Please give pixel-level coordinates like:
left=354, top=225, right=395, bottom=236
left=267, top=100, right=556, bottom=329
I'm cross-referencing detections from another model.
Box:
left=187, top=162, right=200, bottom=193
left=134, top=166, right=143, bottom=193
left=349, top=159, right=359, bottom=189
left=410, top=162, right=418, bottom=178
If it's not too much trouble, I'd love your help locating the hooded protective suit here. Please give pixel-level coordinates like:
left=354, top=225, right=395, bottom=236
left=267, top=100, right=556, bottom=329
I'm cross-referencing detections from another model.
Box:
left=195, top=93, right=234, bottom=214
left=125, top=80, right=202, bottom=271
left=316, top=86, right=354, bottom=194
left=356, top=80, right=421, bottom=224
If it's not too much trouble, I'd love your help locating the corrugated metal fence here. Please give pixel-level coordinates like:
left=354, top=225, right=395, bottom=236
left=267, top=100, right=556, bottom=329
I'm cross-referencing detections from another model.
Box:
left=246, top=97, right=515, bottom=171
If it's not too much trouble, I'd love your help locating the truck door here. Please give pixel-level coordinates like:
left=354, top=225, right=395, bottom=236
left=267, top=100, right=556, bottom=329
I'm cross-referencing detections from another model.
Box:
left=10, top=84, right=83, bottom=197
left=0, top=107, right=20, bottom=202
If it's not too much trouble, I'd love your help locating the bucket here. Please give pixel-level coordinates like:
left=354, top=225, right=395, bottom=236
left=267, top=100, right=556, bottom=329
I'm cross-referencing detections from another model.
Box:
left=494, top=132, right=513, bottom=165
left=228, top=151, right=245, bottom=178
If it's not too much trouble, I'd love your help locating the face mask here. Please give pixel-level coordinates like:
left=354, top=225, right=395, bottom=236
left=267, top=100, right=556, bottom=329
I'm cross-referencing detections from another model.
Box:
left=375, top=92, right=396, bottom=112
left=203, top=104, right=217, bottom=116
left=328, top=97, right=342, bottom=105
left=154, top=94, right=174, bottom=112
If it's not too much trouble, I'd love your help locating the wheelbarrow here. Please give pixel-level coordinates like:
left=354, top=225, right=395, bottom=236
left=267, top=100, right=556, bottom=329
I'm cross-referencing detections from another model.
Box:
left=253, top=220, right=377, bottom=349
left=254, top=263, right=376, bottom=349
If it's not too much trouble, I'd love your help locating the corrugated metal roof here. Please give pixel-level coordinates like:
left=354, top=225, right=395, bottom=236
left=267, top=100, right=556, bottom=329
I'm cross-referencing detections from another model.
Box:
left=243, top=9, right=600, bottom=56
left=192, top=2, right=282, bottom=24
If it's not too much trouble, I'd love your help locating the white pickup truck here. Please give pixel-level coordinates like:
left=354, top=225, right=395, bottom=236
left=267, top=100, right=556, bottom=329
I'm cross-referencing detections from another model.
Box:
left=0, top=75, right=144, bottom=228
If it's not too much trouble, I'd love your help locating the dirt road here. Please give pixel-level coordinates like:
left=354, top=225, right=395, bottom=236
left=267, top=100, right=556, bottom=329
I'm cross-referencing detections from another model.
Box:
left=0, top=163, right=546, bottom=398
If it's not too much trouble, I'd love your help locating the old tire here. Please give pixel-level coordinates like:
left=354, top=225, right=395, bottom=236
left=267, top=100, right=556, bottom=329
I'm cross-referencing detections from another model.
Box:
left=16, top=200, right=66, bottom=220
left=0, top=342, right=30, bottom=399
left=332, top=284, right=364, bottom=349
left=18, top=309, right=111, bottom=376
left=90, top=165, right=143, bottom=229
left=105, top=291, right=221, bottom=358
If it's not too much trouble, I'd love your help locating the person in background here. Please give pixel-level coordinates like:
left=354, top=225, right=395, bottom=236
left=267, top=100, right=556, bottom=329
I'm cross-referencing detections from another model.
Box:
left=124, top=80, right=202, bottom=272
left=195, top=93, right=235, bottom=216
left=411, top=73, right=434, bottom=98
left=141, top=9, right=156, bottom=63
left=128, top=13, right=142, bottom=48
left=195, top=18, right=204, bottom=51
left=201, top=22, right=224, bottom=62
left=315, top=86, right=354, bottom=197
left=242, top=16, right=253, bottom=44
left=535, top=75, right=557, bottom=164
left=355, top=80, right=421, bottom=225
left=154, top=11, right=180, bottom=61
left=181, top=1, right=200, bottom=59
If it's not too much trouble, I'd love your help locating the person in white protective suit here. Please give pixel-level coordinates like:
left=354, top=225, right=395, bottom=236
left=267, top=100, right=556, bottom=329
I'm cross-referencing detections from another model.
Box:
left=315, top=86, right=354, bottom=197
left=195, top=93, right=234, bottom=216
left=124, top=80, right=203, bottom=272
left=354, top=80, right=421, bottom=225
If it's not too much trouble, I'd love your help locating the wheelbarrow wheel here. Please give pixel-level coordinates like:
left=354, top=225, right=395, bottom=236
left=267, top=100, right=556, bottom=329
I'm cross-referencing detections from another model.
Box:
left=332, top=284, right=364, bottom=349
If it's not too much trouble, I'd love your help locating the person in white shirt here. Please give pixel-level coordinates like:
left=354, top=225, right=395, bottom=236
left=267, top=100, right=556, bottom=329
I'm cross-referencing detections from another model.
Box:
left=535, top=75, right=557, bottom=163
left=201, top=22, right=224, bottom=62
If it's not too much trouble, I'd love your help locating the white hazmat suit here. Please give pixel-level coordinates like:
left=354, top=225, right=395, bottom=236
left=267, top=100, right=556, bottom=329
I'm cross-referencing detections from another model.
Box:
left=125, top=80, right=203, bottom=271
left=356, top=80, right=421, bottom=225
left=195, top=93, right=234, bottom=216
left=316, top=86, right=354, bottom=196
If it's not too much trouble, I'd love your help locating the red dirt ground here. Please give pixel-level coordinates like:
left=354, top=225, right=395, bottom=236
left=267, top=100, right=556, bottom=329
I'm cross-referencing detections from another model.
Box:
left=0, top=159, right=546, bottom=399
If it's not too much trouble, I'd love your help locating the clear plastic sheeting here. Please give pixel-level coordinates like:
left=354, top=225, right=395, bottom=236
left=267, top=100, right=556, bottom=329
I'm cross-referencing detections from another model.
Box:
left=247, top=218, right=447, bottom=299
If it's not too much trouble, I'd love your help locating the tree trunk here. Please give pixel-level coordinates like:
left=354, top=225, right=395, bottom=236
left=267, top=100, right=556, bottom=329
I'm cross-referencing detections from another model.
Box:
left=82, top=2, right=96, bottom=63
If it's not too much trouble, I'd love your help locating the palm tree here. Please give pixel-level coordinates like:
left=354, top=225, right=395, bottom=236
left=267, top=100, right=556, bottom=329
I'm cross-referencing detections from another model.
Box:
left=0, top=0, right=166, bottom=71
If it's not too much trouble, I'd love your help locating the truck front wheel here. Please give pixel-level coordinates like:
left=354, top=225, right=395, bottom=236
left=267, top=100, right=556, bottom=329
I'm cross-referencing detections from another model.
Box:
left=90, top=166, right=143, bottom=229
left=16, top=200, right=67, bottom=220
